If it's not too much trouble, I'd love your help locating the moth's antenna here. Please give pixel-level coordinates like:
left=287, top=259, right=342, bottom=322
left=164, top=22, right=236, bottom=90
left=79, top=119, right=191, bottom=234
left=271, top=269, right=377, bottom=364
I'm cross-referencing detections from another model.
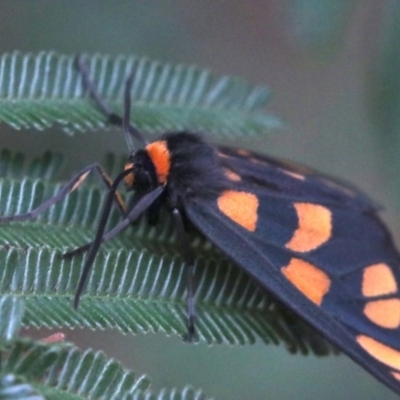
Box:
left=123, top=72, right=136, bottom=152
left=74, top=54, right=147, bottom=149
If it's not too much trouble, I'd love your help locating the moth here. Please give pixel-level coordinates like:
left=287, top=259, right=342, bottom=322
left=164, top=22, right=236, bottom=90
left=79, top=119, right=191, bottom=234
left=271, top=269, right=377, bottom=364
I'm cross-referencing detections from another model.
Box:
left=2, top=55, right=400, bottom=395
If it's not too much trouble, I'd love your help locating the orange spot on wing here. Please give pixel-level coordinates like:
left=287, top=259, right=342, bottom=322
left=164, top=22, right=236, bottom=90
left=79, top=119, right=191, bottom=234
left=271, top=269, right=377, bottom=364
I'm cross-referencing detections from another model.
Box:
left=279, top=160, right=312, bottom=175
left=236, top=149, right=250, bottom=156
left=71, top=171, right=90, bottom=192
left=392, top=371, right=400, bottom=381
left=217, top=190, right=258, bottom=231
left=124, top=162, right=135, bottom=187
left=146, top=140, right=170, bottom=184
left=285, top=203, right=332, bottom=253
left=357, top=335, right=400, bottom=370
left=281, top=258, right=331, bottom=305
left=364, top=299, right=400, bottom=329
left=362, top=263, right=397, bottom=297
left=250, top=157, right=266, bottom=165
left=223, top=168, right=241, bottom=181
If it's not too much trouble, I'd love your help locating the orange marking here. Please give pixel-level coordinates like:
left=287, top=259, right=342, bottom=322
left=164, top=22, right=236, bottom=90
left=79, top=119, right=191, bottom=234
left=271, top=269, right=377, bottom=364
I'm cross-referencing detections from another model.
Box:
left=364, top=299, right=400, bottom=329
left=115, top=192, right=127, bottom=213
left=101, top=173, right=113, bottom=186
left=281, top=258, right=331, bottom=305
left=218, top=151, right=229, bottom=158
left=357, top=335, right=400, bottom=370
left=285, top=203, right=332, bottom=253
left=237, top=149, right=250, bottom=156
left=280, top=161, right=312, bottom=175
left=146, top=140, right=170, bottom=184
left=250, top=157, right=266, bottom=165
left=392, top=371, right=400, bottom=381
left=71, top=172, right=90, bottom=192
left=224, top=168, right=241, bottom=181
left=41, top=332, right=65, bottom=343
left=217, top=190, right=258, bottom=231
left=124, top=162, right=135, bottom=187
left=362, top=263, right=397, bottom=297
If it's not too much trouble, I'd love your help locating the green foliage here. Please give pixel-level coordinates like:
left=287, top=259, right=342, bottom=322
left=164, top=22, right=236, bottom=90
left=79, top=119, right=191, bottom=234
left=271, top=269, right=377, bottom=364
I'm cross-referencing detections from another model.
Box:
left=0, top=297, right=24, bottom=343
left=0, top=297, right=43, bottom=400
left=0, top=297, right=210, bottom=399
left=0, top=52, right=280, bottom=138
left=0, top=373, right=44, bottom=400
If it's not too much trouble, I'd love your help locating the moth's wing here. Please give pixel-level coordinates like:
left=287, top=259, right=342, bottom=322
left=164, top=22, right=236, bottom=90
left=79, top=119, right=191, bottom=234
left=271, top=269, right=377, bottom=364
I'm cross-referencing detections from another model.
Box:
left=184, top=149, right=400, bottom=394
left=218, top=146, right=379, bottom=210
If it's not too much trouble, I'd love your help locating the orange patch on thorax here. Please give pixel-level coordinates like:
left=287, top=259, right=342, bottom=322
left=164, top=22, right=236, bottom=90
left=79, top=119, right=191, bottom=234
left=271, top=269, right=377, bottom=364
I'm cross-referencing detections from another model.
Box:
left=146, top=140, right=171, bottom=184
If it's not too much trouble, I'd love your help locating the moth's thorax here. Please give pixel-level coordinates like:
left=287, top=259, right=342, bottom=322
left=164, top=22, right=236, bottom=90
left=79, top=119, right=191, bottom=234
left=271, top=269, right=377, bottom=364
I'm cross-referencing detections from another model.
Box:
left=145, top=140, right=170, bottom=184
left=124, top=132, right=230, bottom=199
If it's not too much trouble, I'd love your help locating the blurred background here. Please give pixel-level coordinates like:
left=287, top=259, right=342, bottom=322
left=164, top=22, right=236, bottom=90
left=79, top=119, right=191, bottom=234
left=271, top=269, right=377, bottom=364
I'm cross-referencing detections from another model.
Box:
left=2, top=1, right=400, bottom=399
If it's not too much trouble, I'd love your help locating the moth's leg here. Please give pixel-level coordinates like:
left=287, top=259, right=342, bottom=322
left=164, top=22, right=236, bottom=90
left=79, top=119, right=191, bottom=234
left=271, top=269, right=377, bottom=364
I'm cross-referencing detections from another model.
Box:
left=71, top=184, right=163, bottom=308
left=63, top=188, right=148, bottom=258
left=171, top=206, right=197, bottom=342
left=64, top=187, right=163, bottom=264
left=0, top=163, right=127, bottom=223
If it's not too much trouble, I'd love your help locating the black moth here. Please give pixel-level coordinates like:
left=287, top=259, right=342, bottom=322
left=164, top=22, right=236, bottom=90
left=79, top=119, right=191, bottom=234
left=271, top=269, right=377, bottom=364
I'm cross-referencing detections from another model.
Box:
left=3, top=55, right=400, bottom=395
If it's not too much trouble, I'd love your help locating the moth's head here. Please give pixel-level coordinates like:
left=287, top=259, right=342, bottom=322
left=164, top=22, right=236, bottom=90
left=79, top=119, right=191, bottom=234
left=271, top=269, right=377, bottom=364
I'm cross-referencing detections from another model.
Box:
left=123, top=140, right=169, bottom=190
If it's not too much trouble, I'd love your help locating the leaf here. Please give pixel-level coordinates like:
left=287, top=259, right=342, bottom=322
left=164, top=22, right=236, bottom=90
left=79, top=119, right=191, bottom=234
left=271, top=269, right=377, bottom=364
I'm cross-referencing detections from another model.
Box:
left=0, top=374, right=43, bottom=400
left=0, top=339, right=210, bottom=400
left=0, top=52, right=281, bottom=138
left=0, top=297, right=24, bottom=344
left=130, top=387, right=212, bottom=400
left=0, top=150, right=63, bottom=182
left=0, top=150, right=336, bottom=355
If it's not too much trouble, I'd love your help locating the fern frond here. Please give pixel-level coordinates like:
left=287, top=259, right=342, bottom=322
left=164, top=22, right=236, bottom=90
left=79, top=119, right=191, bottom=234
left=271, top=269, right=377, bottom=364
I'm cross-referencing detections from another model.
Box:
left=0, top=150, right=63, bottom=182
left=0, top=52, right=280, bottom=138
left=0, top=339, right=210, bottom=400
left=0, top=296, right=24, bottom=343
left=0, top=374, right=43, bottom=400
